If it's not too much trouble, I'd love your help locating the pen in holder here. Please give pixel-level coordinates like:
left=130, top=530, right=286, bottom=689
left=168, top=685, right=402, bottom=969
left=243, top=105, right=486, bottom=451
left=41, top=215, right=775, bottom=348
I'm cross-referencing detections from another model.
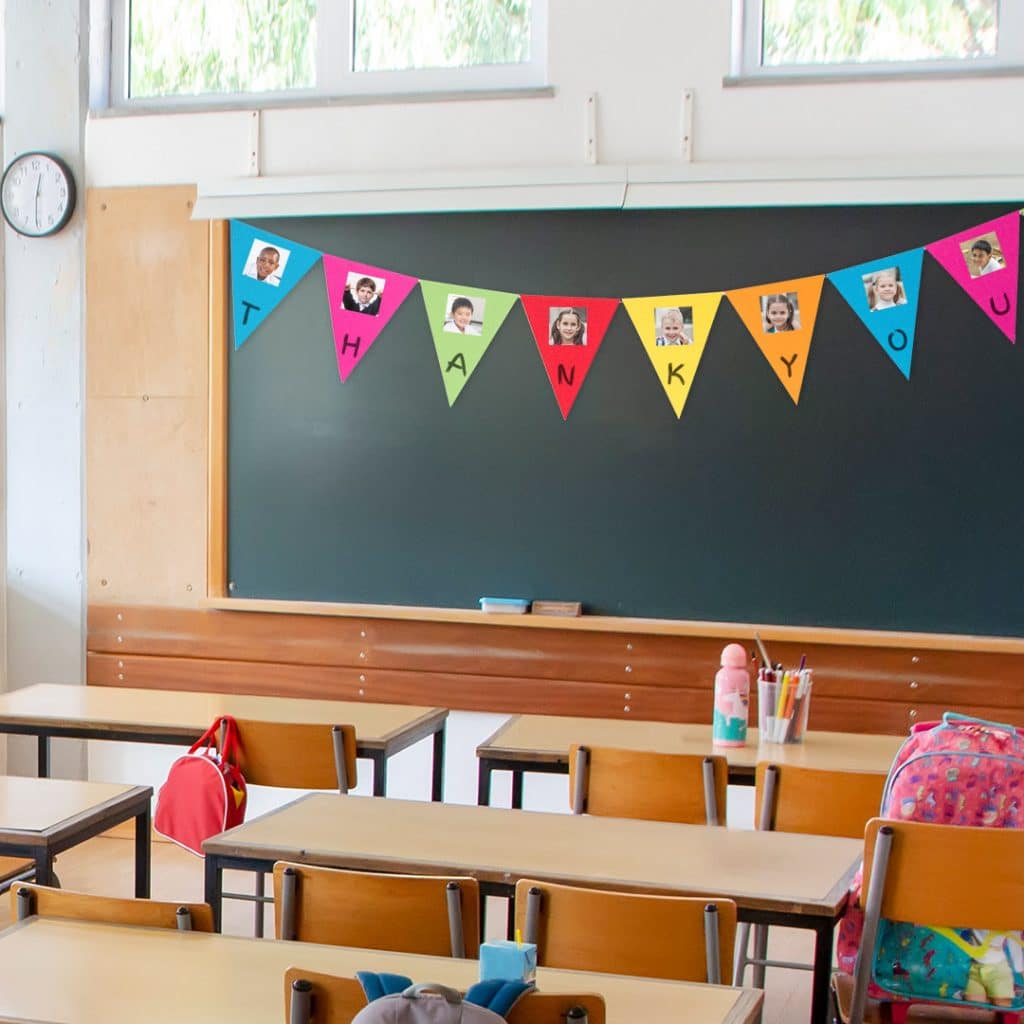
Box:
left=757, top=668, right=812, bottom=744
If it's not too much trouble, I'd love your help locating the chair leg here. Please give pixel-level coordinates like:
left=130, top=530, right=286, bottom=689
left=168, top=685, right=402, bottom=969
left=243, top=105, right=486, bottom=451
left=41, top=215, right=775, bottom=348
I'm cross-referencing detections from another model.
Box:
left=751, top=924, right=769, bottom=988
left=254, top=871, right=265, bottom=938
left=733, top=921, right=752, bottom=985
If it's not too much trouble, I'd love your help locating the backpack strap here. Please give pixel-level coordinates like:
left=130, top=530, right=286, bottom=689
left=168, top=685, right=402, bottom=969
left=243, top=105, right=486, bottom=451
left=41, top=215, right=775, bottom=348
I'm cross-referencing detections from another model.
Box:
left=355, top=971, right=413, bottom=1002
left=465, top=979, right=534, bottom=1018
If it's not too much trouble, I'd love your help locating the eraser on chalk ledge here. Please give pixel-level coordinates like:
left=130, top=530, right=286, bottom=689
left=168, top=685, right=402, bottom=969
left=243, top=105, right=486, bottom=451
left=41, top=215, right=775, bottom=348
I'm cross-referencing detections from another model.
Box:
left=479, top=597, right=530, bottom=614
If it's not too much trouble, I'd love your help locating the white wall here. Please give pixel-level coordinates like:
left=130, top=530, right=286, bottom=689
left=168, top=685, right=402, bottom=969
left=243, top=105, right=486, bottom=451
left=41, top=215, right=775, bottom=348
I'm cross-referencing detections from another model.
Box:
left=85, top=1, right=1024, bottom=189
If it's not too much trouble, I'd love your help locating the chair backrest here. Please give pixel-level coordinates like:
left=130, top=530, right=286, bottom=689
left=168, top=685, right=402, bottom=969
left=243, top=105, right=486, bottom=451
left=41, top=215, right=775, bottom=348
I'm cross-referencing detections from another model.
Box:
left=273, top=862, right=480, bottom=958
left=283, top=969, right=606, bottom=1024
left=754, top=762, right=887, bottom=838
left=229, top=719, right=357, bottom=791
left=285, top=967, right=368, bottom=1024
left=11, top=882, right=214, bottom=932
left=513, top=878, right=736, bottom=983
left=568, top=744, right=728, bottom=824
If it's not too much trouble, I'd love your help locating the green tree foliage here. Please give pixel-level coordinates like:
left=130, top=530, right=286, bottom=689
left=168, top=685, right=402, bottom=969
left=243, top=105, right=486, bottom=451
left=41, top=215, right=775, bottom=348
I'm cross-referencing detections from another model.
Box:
left=130, top=0, right=317, bottom=98
left=762, top=0, right=996, bottom=66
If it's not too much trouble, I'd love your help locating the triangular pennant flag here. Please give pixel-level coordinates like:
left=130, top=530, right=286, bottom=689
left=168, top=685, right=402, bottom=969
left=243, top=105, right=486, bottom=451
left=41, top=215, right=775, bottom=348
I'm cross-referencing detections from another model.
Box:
left=231, top=221, right=322, bottom=349
left=520, top=295, right=620, bottom=419
left=323, top=256, right=419, bottom=381
left=420, top=281, right=519, bottom=406
left=926, top=212, right=1020, bottom=343
left=827, top=248, right=924, bottom=380
left=726, top=275, right=825, bottom=404
left=622, top=292, right=723, bottom=418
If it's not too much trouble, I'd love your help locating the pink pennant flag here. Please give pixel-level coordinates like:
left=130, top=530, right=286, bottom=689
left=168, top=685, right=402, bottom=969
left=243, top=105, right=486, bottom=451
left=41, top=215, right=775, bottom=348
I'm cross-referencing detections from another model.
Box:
left=926, top=212, right=1020, bottom=343
left=323, top=255, right=419, bottom=381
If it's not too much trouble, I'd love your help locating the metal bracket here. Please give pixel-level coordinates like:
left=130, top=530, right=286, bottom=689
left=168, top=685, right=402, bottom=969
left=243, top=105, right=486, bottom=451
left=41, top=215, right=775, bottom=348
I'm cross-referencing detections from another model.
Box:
left=584, top=93, right=597, bottom=165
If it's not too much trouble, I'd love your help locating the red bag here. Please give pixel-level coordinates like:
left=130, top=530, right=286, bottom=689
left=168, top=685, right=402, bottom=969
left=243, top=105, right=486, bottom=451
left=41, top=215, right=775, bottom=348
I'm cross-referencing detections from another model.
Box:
left=154, top=715, right=247, bottom=857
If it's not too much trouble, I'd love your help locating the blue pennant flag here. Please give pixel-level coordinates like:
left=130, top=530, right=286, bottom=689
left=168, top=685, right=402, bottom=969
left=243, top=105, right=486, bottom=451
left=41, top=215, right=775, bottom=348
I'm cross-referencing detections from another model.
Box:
left=827, top=248, right=924, bottom=380
left=230, top=220, right=322, bottom=349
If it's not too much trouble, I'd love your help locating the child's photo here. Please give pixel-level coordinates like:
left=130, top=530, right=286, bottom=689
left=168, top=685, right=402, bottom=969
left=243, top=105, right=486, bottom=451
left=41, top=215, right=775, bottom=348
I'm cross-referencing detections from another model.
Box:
left=549, top=306, right=587, bottom=346
left=654, top=306, right=694, bottom=346
left=443, top=294, right=485, bottom=336
left=862, top=267, right=908, bottom=311
left=761, top=293, right=800, bottom=333
left=961, top=232, right=1005, bottom=278
left=343, top=273, right=385, bottom=316
left=242, top=239, right=290, bottom=287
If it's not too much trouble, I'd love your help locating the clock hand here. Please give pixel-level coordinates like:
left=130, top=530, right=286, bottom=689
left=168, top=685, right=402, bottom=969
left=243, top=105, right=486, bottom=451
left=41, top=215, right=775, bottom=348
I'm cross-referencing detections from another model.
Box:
left=34, top=174, right=41, bottom=229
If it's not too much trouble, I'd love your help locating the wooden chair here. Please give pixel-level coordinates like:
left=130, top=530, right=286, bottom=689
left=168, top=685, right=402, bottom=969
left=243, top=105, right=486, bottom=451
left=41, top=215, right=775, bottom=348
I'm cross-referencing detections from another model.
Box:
left=845, top=818, right=1024, bottom=1024
left=221, top=719, right=358, bottom=937
left=11, top=881, right=214, bottom=931
left=568, top=744, right=728, bottom=825
left=514, top=878, right=736, bottom=983
left=273, top=862, right=480, bottom=957
left=734, top=762, right=887, bottom=988
left=283, top=967, right=606, bottom=1024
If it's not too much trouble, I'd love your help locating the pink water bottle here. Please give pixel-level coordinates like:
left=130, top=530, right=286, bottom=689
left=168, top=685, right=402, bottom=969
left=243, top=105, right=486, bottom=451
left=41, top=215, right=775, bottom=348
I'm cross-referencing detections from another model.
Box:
left=712, top=643, right=750, bottom=747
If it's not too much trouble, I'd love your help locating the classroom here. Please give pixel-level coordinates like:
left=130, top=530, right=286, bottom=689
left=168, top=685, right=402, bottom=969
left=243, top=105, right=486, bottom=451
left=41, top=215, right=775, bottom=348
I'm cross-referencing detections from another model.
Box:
left=1, top=2, right=1022, bottom=1023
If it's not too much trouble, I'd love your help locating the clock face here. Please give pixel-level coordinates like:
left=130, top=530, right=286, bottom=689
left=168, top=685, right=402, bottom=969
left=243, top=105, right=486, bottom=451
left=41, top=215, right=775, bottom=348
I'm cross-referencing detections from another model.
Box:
left=0, top=152, right=76, bottom=238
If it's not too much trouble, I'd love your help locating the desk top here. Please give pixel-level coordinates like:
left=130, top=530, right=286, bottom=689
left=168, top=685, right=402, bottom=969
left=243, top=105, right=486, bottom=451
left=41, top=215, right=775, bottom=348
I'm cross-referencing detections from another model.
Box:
left=0, top=917, right=763, bottom=1024
left=0, top=777, right=147, bottom=834
left=0, top=684, right=445, bottom=750
left=206, top=794, right=861, bottom=918
left=478, top=716, right=905, bottom=775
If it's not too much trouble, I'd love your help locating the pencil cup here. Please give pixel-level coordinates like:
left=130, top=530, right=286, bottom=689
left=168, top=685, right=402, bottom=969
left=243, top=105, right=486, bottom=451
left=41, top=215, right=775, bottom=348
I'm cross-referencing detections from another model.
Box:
left=757, top=670, right=812, bottom=744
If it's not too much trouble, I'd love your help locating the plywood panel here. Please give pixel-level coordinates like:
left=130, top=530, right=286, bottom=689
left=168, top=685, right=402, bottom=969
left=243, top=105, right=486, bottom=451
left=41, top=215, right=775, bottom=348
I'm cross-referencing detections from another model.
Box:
left=86, top=186, right=209, bottom=607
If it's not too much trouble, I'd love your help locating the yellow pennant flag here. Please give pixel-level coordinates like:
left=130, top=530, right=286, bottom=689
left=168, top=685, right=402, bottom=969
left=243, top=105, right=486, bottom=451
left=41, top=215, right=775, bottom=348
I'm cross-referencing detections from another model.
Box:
left=726, top=275, right=825, bottom=404
left=623, top=292, right=723, bottom=418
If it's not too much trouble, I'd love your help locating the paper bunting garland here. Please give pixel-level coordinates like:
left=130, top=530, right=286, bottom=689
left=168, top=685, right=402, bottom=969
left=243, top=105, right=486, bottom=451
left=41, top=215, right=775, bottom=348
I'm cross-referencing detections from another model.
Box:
left=322, top=255, right=419, bottom=381
left=727, top=276, right=825, bottom=404
left=230, top=221, right=323, bottom=350
left=420, top=281, right=519, bottom=406
left=828, top=248, right=924, bottom=380
left=520, top=295, right=620, bottom=419
left=926, top=212, right=1020, bottom=343
left=623, top=292, right=723, bottom=418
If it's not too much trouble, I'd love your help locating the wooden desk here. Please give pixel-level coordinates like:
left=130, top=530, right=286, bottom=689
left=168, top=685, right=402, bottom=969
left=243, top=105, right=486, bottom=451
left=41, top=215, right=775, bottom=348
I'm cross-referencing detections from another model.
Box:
left=476, top=715, right=905, bottom=804
left=0, top=684, right=448, bottom=799
left=0, top=776, right=151, bottom=894
left=0, top=916, right=763, bottom=1024
left=204, top=794, right=861, bottom=1024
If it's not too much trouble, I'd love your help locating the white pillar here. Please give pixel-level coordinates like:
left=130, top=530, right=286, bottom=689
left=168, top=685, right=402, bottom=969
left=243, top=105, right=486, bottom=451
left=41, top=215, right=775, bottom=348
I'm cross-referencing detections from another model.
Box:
left=3, top=0, right=88, bottom=777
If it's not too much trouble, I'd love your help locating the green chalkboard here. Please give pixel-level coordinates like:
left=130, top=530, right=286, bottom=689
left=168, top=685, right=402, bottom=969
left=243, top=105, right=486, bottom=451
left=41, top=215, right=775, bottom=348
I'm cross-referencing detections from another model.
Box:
left=227, top=202, right=1024, bottom=636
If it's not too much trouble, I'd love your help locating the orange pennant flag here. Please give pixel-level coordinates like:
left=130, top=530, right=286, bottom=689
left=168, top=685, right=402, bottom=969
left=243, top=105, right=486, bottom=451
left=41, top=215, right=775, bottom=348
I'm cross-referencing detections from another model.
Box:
left=726, top=275, right=825, bottom=404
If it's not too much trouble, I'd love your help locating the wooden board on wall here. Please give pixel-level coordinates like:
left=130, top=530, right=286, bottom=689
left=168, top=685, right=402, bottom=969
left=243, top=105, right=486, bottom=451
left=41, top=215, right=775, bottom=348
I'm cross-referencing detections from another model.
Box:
left=86, top=186, right=209, bottom=607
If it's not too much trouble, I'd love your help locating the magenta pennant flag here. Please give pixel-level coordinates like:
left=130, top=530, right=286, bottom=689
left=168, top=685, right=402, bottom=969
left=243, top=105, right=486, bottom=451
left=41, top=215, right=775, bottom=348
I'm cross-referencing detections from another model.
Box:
left=925, top=212, right=1020, bottom=343
left=322, top=255, right=419, bottom=381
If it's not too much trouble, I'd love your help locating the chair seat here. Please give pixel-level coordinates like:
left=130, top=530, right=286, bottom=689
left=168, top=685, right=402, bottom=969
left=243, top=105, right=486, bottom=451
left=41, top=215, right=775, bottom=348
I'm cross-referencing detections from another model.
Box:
left=0, top=857, right=35, bottom=886
left=832, top=972, right=1004, bottom=1024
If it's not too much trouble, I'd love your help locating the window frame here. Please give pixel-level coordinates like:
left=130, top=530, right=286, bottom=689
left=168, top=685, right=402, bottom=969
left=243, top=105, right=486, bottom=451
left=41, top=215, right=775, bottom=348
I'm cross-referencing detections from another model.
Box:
left=731, top=0, right=1024, bottom=82
left=107, top=0, right=548, bottom=108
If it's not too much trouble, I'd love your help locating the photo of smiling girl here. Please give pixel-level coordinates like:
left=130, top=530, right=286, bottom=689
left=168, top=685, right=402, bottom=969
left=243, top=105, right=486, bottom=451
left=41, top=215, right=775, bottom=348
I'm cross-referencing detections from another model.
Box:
left=862, top=267, right=908, bottom=311
left=549, top=307, right=587, bottom=346
left=761, top=293, right=800, bottom=333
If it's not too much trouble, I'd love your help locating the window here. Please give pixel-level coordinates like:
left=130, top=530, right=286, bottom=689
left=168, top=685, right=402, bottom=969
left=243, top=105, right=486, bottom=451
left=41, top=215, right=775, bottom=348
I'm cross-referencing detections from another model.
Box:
left=733, top=0, right=1023, bottom=80
left=109, top=0, right=547, bottom=106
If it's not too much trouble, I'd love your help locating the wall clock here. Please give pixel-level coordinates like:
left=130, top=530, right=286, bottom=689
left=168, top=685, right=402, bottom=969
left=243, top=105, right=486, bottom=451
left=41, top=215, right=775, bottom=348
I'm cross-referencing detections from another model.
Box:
left=0, top=152, right=76, bottom=238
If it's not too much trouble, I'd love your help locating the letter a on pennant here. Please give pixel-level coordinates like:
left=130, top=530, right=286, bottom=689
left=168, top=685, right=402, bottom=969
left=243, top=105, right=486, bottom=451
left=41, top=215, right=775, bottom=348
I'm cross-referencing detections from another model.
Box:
left=726, top=275, right=825, bottom=404
left=231, top=220, right=323, bottom=350
left=322, top=255, right=419, bottom=382
left=520, top=295, right=620, bottom=420
left=420, top=280, right=519, bottom=406
left=925, top=211, right=1020, bottom=343
left=622, top=292, right=723, bottom=418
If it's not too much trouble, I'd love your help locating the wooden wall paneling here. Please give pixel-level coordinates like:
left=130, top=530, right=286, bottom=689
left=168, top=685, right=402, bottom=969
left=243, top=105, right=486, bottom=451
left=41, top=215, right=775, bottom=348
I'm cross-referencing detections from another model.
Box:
left=207, top=219, right=228, bottom=598
left=86, top=187, right=210, bottom=608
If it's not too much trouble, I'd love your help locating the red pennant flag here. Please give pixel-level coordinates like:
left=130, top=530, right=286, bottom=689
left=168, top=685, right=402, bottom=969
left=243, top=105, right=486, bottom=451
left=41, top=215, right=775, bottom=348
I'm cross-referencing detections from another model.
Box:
left=520, top=295, right=620, bottom=419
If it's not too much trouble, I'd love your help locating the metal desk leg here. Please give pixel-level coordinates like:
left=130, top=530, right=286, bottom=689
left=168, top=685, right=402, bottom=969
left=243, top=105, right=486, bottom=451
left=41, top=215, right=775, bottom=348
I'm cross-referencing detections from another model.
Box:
left=431, top=724, right=446, bottom=803
left=477, top=760, right=493, bottom=806
left=510, top=771, right=524, bottom=810
left=370, top=752, right=388, bottom=797
left=37, top=735, right=50, bottom=778
left=134, top=803, right=151, bottom=898
left=33, top=852, right=55, bottom=888
left=810, top=920, right=834, bottom=1024
left=204, top=855, right=224, bottom=932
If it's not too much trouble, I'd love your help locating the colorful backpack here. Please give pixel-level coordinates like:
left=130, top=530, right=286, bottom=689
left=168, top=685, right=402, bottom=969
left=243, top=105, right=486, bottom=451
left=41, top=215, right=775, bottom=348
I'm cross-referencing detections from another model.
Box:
left=836, top=713, right=1024, bottom=1015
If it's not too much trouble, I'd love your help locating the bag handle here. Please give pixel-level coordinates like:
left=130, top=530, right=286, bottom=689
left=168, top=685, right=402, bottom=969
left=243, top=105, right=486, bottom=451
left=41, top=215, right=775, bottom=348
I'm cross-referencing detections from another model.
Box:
left=402, top=983, right=463, bottom=1006
left=187, top=715, right=242, bottom=765
left=942, top=711, right=1017, bottom=735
